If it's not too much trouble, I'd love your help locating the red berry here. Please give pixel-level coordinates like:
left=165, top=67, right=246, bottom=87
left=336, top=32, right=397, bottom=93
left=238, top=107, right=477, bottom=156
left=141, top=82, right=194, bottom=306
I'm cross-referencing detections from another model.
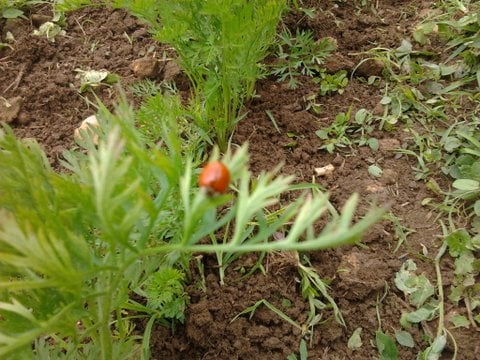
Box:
left=198, top=161, right=230, bottom=194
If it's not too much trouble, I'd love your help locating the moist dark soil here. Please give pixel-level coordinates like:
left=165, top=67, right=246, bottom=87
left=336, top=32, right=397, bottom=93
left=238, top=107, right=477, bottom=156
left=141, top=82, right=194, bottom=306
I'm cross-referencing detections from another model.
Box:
left=1, top=1, right=479, bottom=359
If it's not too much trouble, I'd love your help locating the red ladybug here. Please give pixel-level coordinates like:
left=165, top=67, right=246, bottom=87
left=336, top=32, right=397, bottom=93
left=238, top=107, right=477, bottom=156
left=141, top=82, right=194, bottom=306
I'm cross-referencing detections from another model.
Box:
left=198, top=161, right=230, bottom=194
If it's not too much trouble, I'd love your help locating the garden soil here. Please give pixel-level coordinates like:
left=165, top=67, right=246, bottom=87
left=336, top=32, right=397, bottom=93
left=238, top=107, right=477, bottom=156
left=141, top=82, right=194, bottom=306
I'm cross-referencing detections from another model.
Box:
left=1, top=1, right=479, bottom=359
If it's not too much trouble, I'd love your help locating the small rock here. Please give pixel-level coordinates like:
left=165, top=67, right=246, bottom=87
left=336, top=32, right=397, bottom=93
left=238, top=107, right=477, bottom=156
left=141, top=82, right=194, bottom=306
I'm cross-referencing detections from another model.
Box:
left=315, top=164, right=335, bottom=177
left=263, top=337, right=283, bottom=350
left=16, top=112, right=32, bottom=125
left=380, top=169, right=398, bottom=185
left=365, top=182, right=385, bottom=194
left=338, top=252, right=389, bottom=300
left=162, top=60, right=182, bottom=82
left=378, top=138, right=401, bottom=152
left=408, top=181, right=420, bottom=190
left=332, top=155, right=344, bottom=167
left=31, top=14, right=51, bottom=27
left=0, top=97, right=23, bottom=123
left=355, top=59, right=385, bottom=78
left=74, top=115, right=100, bottom=144
left=373, top=102, right=384, bottom=116
left=323, top=52, right=355, bottom=74
left=130, top=57, right=159, bottom=79
left=132, top=28, right=148, bottom=39
left=282, top=101, right=302, bottom=112
left=2, top=18, right=24, bottom=38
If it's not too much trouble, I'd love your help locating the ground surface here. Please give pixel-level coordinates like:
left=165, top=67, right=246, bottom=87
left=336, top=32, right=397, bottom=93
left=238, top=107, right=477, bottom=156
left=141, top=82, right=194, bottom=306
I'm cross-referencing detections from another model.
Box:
left=1, top=1, right=479, bottom=359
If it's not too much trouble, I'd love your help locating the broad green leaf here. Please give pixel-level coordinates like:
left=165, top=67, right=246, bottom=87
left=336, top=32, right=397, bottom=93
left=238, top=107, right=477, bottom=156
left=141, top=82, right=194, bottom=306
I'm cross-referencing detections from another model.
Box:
left=375, top=331, right=398, bottom=360
left=395, top=330, right=414, bottom=348
left=347, top=327, right=362, bottom=350
left=452, top=179, right=479, bottom=191
left=299, top=339, right=308, bottom=360
left=400, top=306, right=437, bottom=327
left=2, top=8, right=24, bottom=19
left=368, top=138, right=379, bottom=151
left=368, top=165, right=383, bottom=178
left=409, top=276, right=435, bottom=307
left=315, top=129, right=329, bottom=140
left=424, top=335, right=446, bottom=360
left=395, top=260, right=434, bottom=307
left=355, top=109, right=368, bottom=123
left=454, top=252, right=474, bottom=275
left=448, top=285, right=465, bottom=303
left=396, top=39, right=412, bottom=55
left=445, top=229, right=471, bottom=257
left=443, top=136, right=462, bottom=153
left=474, top=200, right=480, bottom=216
left=380, top=96, right=392, bottom=105
left=450, top=314, right=470, bottom=328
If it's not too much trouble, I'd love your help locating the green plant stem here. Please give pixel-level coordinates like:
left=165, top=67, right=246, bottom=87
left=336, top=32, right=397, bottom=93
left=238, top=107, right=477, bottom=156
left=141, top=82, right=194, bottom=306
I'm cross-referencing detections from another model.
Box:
left=144, top=207, right=383, bottom=256
left=98, top=278, right=113, bottom=360
left=434, top=243, right=447, bottom=338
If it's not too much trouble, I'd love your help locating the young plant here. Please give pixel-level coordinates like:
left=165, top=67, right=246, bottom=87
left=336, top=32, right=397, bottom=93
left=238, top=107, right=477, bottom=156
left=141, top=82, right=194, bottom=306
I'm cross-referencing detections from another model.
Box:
left=315, top=107, right=378, bottom=154
left=113, top=0, right=286, bottom=150
left=270, top=28, right=336, bottom=89
left=0, top=92, right=383, bottom=358
left=444, top=227, right=480, bottom=328
left=317, top=70, right=348, bottom=96
left=1, top=0, right=42, bottom=19
left=413, top=1, right=480, bottom=87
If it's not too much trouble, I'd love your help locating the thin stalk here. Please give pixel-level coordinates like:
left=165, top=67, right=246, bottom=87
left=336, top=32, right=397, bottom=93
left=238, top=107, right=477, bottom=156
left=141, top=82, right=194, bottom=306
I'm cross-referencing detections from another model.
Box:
left=97, top=276, right=113, bottom=360
left=434, top=242, right=447, bottom=339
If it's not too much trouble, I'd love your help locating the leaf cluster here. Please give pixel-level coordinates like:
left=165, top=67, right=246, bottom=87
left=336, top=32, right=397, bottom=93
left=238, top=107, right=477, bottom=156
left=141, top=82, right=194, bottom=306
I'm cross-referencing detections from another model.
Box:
left=113, top=0, right=286, bottom=150
left=315, top=107, right=378, bottom=154
left=270, top=28, right=336, bottom=89
left=413, top=2, right=480, bottom=87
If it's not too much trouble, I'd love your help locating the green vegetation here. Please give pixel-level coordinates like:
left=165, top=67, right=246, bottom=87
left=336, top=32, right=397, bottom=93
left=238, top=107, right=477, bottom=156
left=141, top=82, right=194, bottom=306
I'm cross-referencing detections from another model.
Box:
left=270, top=28, right=336, bottom=88
left=0, top=94, right=380, bottom=357
left=112, top=0, right=286, bottom=150
left=1, top=0, right=479, bottom=358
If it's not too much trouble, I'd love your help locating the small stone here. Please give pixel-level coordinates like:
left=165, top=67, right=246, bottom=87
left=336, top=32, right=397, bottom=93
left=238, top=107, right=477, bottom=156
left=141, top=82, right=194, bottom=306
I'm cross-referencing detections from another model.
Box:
left=408, top=181, right=420, bottom=190
left=373, top=102, right=384, bottom=116
left=31, top=14, right=51, bottom=27
left=132, top=28, right=148, bottom=39
left=378, top=138, right=401, bottom=152
left=0, top=97, right=23, bottom=123
left=338, top=252, right=389, bottom=300
left=332, top=155, right=344, bottom=166
left=74, top=115, right=100, bottom=144
left=323, top=52, right=355, bottom=74
left=282, top=101, right=302, bottom=112
left=3, top=18, right=24, bottom=38
left=315, top=164, right=335, bottom=177
left=17, top=112, right=31, bottom=125
left=365, top=183, right=385, bottom=193
left=263, top=337, right=283, bottom=350
left=355, top=59, right=385, bottom=78
left=162, top=60, right=182, bottom=82
left=380, top=169, right=398, bottom=185
left=130, top=57, right=159, bottom=79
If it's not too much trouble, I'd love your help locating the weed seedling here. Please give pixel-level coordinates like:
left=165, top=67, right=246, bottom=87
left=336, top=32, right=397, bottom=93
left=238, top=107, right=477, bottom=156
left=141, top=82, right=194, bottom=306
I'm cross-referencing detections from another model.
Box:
left=270, top=28, right=336, bottom=89
left=317, top=70, right=348, bottom=96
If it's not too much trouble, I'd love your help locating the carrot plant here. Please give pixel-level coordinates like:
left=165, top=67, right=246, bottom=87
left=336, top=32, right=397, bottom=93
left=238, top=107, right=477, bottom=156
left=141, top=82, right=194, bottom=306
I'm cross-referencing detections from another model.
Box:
left=112, top=0, right=286, bottom=150
left=0, top=91, right=382, bottom=358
